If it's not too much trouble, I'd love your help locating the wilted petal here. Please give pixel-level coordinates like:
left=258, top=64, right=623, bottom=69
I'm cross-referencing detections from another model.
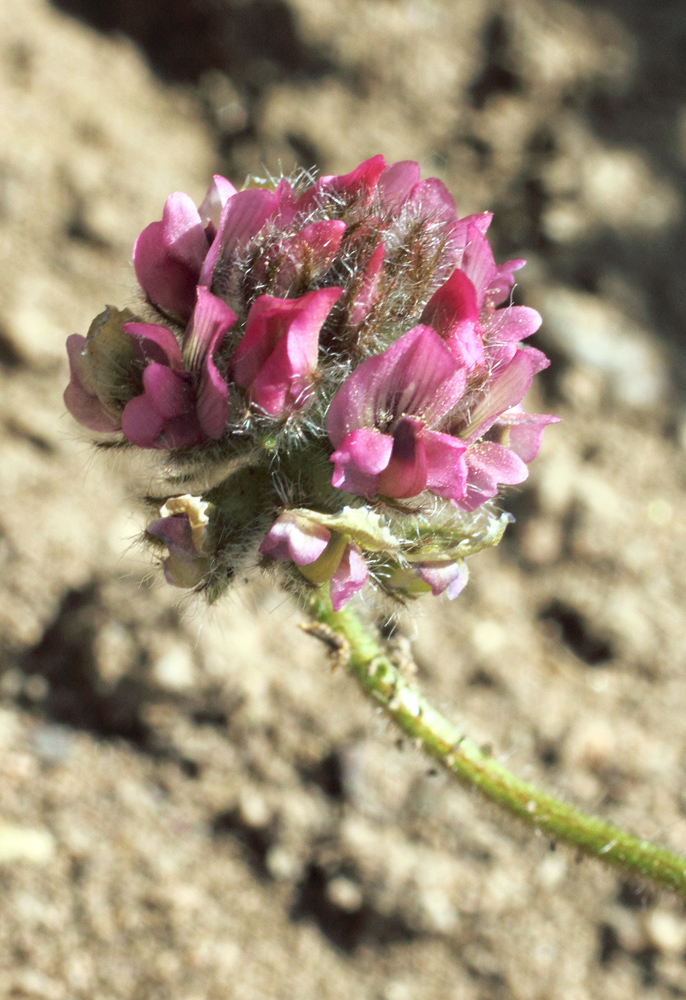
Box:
left=457, top=441, right=529, bottom=511
left=64, top=334, right=121, bottom=432
left=329, top=545, right=368, bottom=610
left=416, top=559, right=469, bottom=598
left=147, top=514, right=210, bottom=588
left=421, top=269, right=485, bottom=370
left=259, top=512, right=330, bottom=565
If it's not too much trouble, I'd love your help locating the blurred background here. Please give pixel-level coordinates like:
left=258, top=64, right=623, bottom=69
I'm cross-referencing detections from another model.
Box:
left=0, top=0, right=685, bottom=997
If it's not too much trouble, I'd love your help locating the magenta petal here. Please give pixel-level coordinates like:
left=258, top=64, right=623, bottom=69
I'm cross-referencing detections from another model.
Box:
left=462, top=349, right=534, bottom=442
left=133, top=221, right=199, bottom=320
left=338, top=428, right=394, bottom=475
left=124, top=322, right=184, bottom=368
left=121, top=393, right=166, bottom=448
left=497, top=410, right=560, bottom=462
left=408, top=177, right=458, bottom=225
left=198, top=175, right=237, bottom=230
left=423, top=429, right=467, bottom=502
left=378, top=418, right=428, bottom=499
left=378, top=160, right=421, bottom=212
left=485, top=305, right=542, bottom=344
left=421, top=269, right=485, bottom=370
left=64, top=334, right=121, bottom=432
left=199, top=187, right=278, bottom=286
left=462, top=224, right=497, bottom=307
left=220, top=187, right=278, bottom=256
left=183, top=287, right=236, bottom=373
left=349, top=242, right=385, bottom=324
left=328, top=154, right=387, bottom=200
left=330, top=433, right=387, bottom=497
left=141, top=364, right=193, bottom=420
left=299, top=219, right=346, bottom=272
left=330, top=546, right=368, bottom=611
left=416, top=560, right=469, bottom=598
left=326, top=325, right=466, bottom=448
left=259, top=514, right=330, bottom=565
left=458, top=442, right=529, bottom=511
left=488, top=258, right=526, bottom=306
left=460, top=211, right=493, bottom=235
left=234, top=287, right=341, bottom=413
left=197, top=355, right=229, bottom=438
left=161, top=193, right=208, bottom=270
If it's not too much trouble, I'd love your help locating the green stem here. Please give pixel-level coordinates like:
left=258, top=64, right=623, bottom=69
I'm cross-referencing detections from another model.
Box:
left=305, top=590, right=686, bottom=897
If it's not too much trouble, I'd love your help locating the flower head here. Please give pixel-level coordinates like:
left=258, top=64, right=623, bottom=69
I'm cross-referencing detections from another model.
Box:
left=66, top=156, right=557, bottom=608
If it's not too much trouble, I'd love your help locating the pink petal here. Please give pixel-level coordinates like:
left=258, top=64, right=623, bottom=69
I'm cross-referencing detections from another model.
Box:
left=121, top=393, right=166, bottom=448
left=198, top=175, right=238, bottom=230
left=259, top=514, right=330, bottom=565
left=63, top=334, right=121, bottom=432
left=133, top=221, right=199, bottom=321
left=233, top=287, right=341, bottom=413
left=349, top=241, right=385, bottom=324
left=298, top=219, right=346, bottom=274
left=378, top=160, right=421, bottom=213
left=338, top=427, right=394, bottom=475
left=416, top=560, right=469, bottom=598
left=199, top=187, right=279, bottom=286
left=457, top=441, right=529, bottom=511
left=460, top=211, right=493, bottom=235
left=407, top=177, right=458, bottom=225
left=161, top=193, right=208, bottom=269
left=421, top=269, right=485, bottom=370
left=423, top=429, right=468, bottom=502
left=378, top=417, right=429, bottom=499
left=296, top=155, right=387, bottom=214
left=330, top=429, right=391, bottom=497
left=487, top=258, right=526, bottom=306
left=496, top=409, right=560, bottom=462
left=123, top=322, right=184, bottom=368
left=141, top=364, right=193, bottom=420
left=183, top=287, right=236, bottom=373
left=461, top=223, right=497, bottom=307
left=330, top=545, right=368, bottom=610
left=460, top=349, right=535, bottom=442
left=326, top=325, right=466, bottom=447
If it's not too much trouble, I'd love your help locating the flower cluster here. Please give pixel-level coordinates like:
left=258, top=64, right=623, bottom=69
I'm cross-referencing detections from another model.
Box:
left=65, top=156, right=557, bottom=609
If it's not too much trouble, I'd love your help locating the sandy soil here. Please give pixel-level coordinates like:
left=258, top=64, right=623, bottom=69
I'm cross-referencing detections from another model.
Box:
left=1, top=0, right=686, bottom=997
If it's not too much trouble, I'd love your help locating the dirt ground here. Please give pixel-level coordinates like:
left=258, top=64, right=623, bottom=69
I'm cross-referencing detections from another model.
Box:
left=1, top=0, right=686, bottom=997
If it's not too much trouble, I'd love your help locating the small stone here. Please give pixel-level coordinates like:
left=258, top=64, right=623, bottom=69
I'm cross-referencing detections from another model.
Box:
left=645, top=910, right=686, bottom=954
left=0, top=822, right=56, bottom=864
left=326, top=875, right=364, bottom=912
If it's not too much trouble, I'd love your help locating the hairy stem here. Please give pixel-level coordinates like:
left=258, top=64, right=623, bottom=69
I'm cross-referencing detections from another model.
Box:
left=305, top=590, right=686, bottom=897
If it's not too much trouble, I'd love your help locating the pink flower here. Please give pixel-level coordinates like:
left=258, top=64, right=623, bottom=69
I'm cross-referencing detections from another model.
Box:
left=133, top=177, right=236, bottom=321
left=121, top=287, right=235, bottom=449
left=415, top=559, right=469, bottom=599
left=232, top=287, right=342, bottom=416
left=259, top=511, right=368, bottom=610
left=146, top=495, right=212, bottom=588
left=326, top=325, right=468, bottom=501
